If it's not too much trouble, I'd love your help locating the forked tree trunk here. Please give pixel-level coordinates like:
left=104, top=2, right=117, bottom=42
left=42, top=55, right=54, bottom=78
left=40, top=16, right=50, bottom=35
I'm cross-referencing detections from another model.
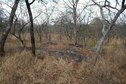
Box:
left=92, top=0, right=126, bottom=66
left=0, top=0, right=20, bottom=56
left=25, top=0, right=36, bottom=56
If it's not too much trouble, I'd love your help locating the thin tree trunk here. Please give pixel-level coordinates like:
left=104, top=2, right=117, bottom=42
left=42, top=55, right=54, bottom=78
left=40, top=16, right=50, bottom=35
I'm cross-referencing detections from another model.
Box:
left=0, top=0, right=19, bottom=56
left=25, top=0, right=36, bottom=56
left=73, top=0, right=79, bottom=45
left=73, top=4, right=77, bottom=45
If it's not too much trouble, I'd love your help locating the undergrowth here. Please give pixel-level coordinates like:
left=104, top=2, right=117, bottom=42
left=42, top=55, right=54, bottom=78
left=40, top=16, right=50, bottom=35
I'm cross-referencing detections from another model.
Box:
left=0, top=37, right=126, bottom=84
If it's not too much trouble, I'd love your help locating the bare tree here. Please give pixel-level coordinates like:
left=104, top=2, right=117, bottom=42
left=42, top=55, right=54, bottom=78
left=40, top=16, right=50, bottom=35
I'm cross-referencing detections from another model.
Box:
left=2, top=2, right=26, bottom=48
left=92, top=0, right=126, bottom=66
left=11, top=17, right=26, bottom=48
left=0, top=0, right=20, bottom=56
left=63, top=0, right=80, bottom=45
left=72, top=0, right=79, bottom=45
left=42, top=2, right=58, bottom=44
left=25, top=0, right=36, bottom=56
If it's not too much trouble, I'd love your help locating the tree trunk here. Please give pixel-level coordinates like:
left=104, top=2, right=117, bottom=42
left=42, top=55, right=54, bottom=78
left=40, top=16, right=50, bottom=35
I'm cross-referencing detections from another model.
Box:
left=72, top=0, right=79, bottom=45
left=0, top=0, right=19, bottom=56
left=25, top=0, right=36, bottom=56
left=73, top=4, right=77, bottom=45
left=93, top=2, right=126, bottom=66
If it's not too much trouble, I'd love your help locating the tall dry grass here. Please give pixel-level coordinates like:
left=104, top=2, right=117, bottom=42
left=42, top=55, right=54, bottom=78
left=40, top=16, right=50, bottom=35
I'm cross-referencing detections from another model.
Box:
left=0, top=35, right=126, bottom=84
left=0, top=48, right=126, bottom=83
left=104, top=38, right=126, bottom=65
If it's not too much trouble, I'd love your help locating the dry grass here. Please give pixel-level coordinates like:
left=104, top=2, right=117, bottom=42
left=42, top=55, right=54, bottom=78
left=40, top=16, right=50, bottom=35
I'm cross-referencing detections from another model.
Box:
left=0, top=35, right=126, bottom=84
left=0, top=50, right=126, bottom=84
left=104, top=38, right=126, bottom=64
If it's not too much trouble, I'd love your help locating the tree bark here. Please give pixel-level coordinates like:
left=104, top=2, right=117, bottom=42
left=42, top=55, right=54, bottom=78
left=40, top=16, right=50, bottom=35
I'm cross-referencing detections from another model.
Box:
left=73, top=0, right=78, bottom=45
left=73, top=0, right=79, bottom=45
left=0, top=0, right=20, bottom=56
left=25, top=0, right=36, bottom=56
left=73, top=4, right=77, bottom=45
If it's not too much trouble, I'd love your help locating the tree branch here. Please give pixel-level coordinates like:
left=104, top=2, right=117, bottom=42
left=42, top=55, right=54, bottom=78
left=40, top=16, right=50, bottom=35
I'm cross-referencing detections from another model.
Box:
left=29, top=0, right=35, bottom=5
left=122, top=0, right=125, bottom=8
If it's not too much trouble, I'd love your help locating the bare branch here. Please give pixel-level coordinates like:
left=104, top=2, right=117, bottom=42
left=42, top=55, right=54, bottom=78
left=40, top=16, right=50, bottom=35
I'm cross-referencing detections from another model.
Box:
left=122, top=0, right=125, bottom=8
left=92, top=0, right=101, bottom=7
left=115, top=0, right=119, bottom=7
left=104, top=5, right=119, bottom=10
left=68, top=0, right=73, bottom=6
left=29, top=0, right=35, bottom=5
left=63, top=0, right=73, bottom=9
